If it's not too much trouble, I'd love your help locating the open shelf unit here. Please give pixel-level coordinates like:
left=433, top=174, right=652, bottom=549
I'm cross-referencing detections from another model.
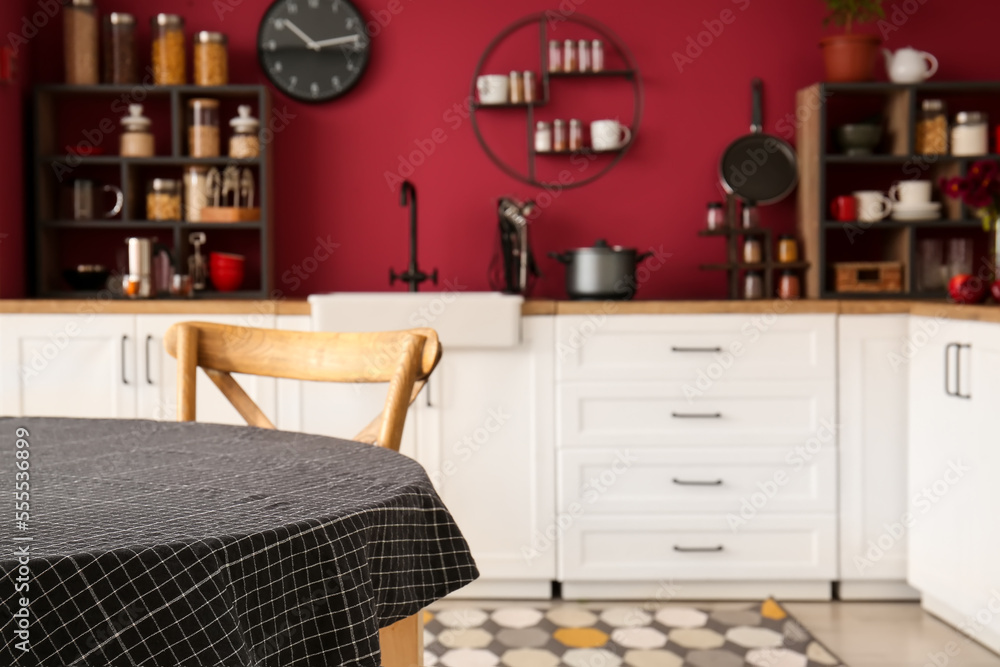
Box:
left=31, top=84, right=273, bottom=299
left=698, top=226, right=809, bottom=299
left=469, top=13, right=642, bottom=189
left=796, top=81, right=997, bottom=299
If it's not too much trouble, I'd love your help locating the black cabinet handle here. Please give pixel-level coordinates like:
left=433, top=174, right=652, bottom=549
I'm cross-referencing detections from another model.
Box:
left=957, top=344, right=972, bottom=400
left=121, top=335, right=129, bottom=385
left=671, top=346, right=722, bottom=353
left=426, top=378, right=432, bottom=408
left=145, top=335, right=154, bottom=385
left=673, top=545, right=724, bottom=553
left=944, top=343, right=956, bottom=397
left=671, top=412, right=722, bottom=419
left=672, top=478, right=723, bottom=486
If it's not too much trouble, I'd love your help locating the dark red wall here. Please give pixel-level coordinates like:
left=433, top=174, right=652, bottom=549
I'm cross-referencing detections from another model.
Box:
left=0, top=0, right=29, bottom=298
left=9, top=0, right=1000, bottom=299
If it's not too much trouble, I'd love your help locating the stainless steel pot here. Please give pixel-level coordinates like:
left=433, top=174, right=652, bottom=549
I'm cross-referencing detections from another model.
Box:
left=549, top=240, right=652, bottom=300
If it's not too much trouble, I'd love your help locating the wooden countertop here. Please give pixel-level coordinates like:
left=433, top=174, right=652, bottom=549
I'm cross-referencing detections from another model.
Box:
left=2, top=298, right=999, bottom=324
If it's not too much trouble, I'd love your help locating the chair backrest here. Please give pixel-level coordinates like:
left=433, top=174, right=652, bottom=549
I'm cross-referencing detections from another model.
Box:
left=163, top=322, right=442, bottom=452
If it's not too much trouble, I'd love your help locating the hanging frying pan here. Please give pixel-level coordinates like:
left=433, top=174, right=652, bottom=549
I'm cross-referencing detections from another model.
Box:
left=719, top=78, right=798, bottom=205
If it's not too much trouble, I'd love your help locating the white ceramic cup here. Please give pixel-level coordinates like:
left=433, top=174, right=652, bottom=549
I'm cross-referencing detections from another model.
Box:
left=590, top=119, right=632, bottom=151
left=889, top=180, right=933, bottom=205
left=476, top=75, right=510, bottom=104
left=854, top=190, right=893, bottom=222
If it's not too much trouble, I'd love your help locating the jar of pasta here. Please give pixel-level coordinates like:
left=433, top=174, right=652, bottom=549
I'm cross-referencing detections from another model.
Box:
left=229, top=106, right=261, bottom=159
left=152, top=14, right=185, bottom=85
left=147, top=179, right=182, bottom=221
left=194, top=31, right=228, bottom=86
left=188, top=98, right=220, bottom=158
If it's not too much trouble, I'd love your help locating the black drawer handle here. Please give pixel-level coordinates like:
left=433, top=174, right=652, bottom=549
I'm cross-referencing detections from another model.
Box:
left=672, top=478, right=723, bottom=486
left=671, top=412, right=722, bottom=419
left=121, top=335, right=129, bottom=385
left=674, top=545, right=724, bottom=553
left=671, top=346, right=722, bottom=353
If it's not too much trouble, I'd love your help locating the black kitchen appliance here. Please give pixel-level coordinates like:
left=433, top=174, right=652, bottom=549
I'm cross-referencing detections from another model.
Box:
left=489, top=197, right=540, bottom=295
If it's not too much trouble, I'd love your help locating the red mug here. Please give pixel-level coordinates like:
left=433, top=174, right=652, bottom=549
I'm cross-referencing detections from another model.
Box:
left=830, top=195, right=857, bottom=222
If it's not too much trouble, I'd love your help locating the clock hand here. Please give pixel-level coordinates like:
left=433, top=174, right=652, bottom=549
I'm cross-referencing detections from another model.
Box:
left=312, top=34, right=363, bottom=49
left=281, top=19, right=319, bottom=49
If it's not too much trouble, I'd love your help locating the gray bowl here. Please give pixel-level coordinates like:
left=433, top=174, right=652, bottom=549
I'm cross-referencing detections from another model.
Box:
left=837, top=124, right=883, bottom=156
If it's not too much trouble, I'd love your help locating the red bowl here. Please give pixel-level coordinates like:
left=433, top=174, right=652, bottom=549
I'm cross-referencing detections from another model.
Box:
left=210, top=252, right=245, bottom=272
left=211, top=267, right=244, bottom=292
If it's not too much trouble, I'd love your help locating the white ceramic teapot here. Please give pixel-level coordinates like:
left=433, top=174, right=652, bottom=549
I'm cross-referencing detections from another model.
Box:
left=883, top=47, right=939, bottom=84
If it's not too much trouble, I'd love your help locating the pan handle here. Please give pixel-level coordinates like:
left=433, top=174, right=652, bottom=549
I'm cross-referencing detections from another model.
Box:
left=548, top=252, right=570, bottom=264
left=751, top=78, right=763, bottom=134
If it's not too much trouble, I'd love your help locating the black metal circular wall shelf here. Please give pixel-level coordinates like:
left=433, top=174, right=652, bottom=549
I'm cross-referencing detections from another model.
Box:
left=470, top=12, right=643, bottom=190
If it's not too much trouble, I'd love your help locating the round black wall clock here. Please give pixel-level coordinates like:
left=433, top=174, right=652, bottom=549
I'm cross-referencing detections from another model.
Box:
left=258, top=0, right=372, bottom=103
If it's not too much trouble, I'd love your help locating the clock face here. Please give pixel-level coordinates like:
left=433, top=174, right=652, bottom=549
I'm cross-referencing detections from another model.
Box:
left=258, top=0, right=371, bottom=103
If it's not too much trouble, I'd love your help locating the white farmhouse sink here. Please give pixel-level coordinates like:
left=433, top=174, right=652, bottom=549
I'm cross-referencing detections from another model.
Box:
left=308, top=292, right=524, bottom=348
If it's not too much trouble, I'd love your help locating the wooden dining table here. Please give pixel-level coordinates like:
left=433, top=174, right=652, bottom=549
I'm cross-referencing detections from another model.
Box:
left=0, top=417, right=478, bottom=667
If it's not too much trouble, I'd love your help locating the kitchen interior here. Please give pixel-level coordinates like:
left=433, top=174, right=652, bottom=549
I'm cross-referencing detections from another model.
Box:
left=2, top=0, right=1000, bottom=665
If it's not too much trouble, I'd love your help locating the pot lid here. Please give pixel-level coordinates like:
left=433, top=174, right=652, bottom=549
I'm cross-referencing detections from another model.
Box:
left=568, top=239, right=637, bottom=254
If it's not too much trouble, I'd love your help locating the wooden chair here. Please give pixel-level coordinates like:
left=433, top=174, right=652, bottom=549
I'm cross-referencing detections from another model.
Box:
left=163, top=321, right=441, bottom=451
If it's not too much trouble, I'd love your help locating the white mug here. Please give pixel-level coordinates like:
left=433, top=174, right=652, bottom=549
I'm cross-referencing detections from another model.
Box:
left=854, top=190, right=893, bottom=222
left=889, top=180, right=933, bottom=204
left=476, top=75, right=509, bottom=105
left=590, top=119, right=632, bottom=151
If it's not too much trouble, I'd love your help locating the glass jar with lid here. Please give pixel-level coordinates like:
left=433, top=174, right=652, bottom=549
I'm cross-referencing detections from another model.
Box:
left=743, top=271, right=763, bottom=300
left=553, top=119, right=567, bottom=152
left=743, top=237, right=763, bottom=264
left=152, top=14, right=186, bottom=85
left=229, top=105, right=261, bottom=159
left=778, top=270, right=801, bottom=300
left=534, top=121, right=552, bottom=153
left=194, top=31, right=228, bottom=86
left=64, top=0, right=99, bottom=85
left=548, top=41, right=562, bottom=72
left=706, top=202, right=724, bottom=230
left=147, top=179, right=182, bottom=221
left=188, top=98, right=220, bottom=158
left=916, top=99, right=948, bottom=155
left=120, top=104, right=154, bottom=157
left=569, top=119, right=584, bottom=152
left=563, top=39, right=577, bottom=72
left=184, top=166, right=211, bottom=222
left=951, top=111, right=989, bottom=157
left=777, top=234, right=798, bottom=263
left=103, top=13, right=137, bottom=84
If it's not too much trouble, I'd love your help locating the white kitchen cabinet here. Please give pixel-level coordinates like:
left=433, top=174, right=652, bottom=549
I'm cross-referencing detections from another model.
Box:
left=0, top=313, right=137, bottom=418
left=838, top=315, right=919, bottom=600
left=136, top=314, right=277, bottom=425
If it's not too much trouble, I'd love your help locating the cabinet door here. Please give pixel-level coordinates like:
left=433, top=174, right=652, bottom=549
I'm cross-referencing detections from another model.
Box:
left=136, top=315, right=277, bottom=425
left=838, top=315, right=914, bottom=584
left=415, top=317, right=556, bottom=582
left=0, top=314, right=137, bottom=418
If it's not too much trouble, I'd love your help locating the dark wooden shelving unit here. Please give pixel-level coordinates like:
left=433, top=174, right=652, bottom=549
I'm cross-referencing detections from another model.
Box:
left=31, top=84, right=273, bottom=298
left=698, top=226, right=810, bottom=299
left=797, top=81, right=997, bottom=299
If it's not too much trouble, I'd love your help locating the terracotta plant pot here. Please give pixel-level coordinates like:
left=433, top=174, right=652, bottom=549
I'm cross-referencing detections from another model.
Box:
left=820, top=34, right=881, bottom=82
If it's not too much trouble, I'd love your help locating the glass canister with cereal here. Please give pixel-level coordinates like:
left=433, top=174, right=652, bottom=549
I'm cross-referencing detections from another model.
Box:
left=152, top=14, right=185, bottom=85
left=147, top=179, right=182, bottom=221
left=194, top=31, right=228, bottom=86
left=188, top=98, right=220, bottom=158
left=916, top=99, right=948, bottom=155
left=65, top=0, right=99, bottom=85
left=229, top=105, right=261, bottom=159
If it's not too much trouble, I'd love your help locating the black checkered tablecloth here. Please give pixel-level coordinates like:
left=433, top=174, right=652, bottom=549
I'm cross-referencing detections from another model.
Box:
left=0, top=417, right=479, bottom=667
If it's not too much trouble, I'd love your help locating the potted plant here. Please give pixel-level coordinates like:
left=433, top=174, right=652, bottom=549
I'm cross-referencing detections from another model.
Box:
left=820, top=0, right=885, bottom=82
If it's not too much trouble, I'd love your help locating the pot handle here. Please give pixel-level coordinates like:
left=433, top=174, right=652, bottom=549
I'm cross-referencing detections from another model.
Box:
left=548, top=252, right=571, bottom=263
left=637, top=251, right=654, bottom=263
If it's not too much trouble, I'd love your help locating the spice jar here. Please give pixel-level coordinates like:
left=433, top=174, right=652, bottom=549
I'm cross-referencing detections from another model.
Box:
left=147, top=179, right=182, bottom=221
left=229, top=106, right=261, bottom=159
left=569, top=119, right=584, bottom=152
left=184, top=166, right=210, bottom=222
left=778, top=271, right=801, bottom=300
left=102, top=13, right=137, bottom=84
left=577, top=40, right=590, bottom=72
left=523, top=71, right=535, bottom=103
left=152, top=14, right=186, bottom=85
left=548, top=40, right=562, bottom=73
left=189, top=98, right=220, bottom=158
left=120, top=104, right=154, bottom=157
left=741, top=203, right=759, bottom=229
left=535, top=121, right=552, bottom=153
left=777, top=235, right=798, bottom=263
left=916, top=99, right=948, bottom=155
left=951, top=111, right=989, bottom=157
left=744, top=271, right=764, bottom=300
left=65, top=0, right=99, bottom=85
left=563, top=40, right=577, bottom=72
left=194, top=31, right=228, bottom=86
left=592, top=40, right=605, bottom=73
left=706, top=202, right=724, bottom=230
left=743, top=238, right=762, bottom=264
left=509, top=71, right=524, bottom=104
left=553, top=119, right=567, bottom=153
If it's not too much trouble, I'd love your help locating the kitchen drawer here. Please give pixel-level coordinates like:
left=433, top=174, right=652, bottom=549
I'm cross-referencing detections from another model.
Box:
left=560, top=514, right=837, bottom=581
left=559, top=447, right=836, bottom=515
left=556, top=314, right=835, bottom=382
left=557, top=381, right=835, bottom=447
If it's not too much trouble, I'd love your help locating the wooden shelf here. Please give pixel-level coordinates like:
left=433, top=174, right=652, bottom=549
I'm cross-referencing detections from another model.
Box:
left=698, top=227, right=771, bottom=237
left=548, top=69, right=636, bottom=79
left=472, top=101, right=542, bottom=110
left=701, top=262, right=811, bottom=271
left=42, top=156, right=263, bottom=166
left=36, top=84, right=265, bottom=97
left=41, top=220, right=264, bottom=230
left=825, top=153, right=1000, bottom=164
left=536, top=147, right=625, bottom=156
left=822, top=219, right=986, bottom=228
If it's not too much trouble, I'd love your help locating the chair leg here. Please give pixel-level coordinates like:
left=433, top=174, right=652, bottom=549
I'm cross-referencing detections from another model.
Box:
left=379, top=612, right=423, bottom=667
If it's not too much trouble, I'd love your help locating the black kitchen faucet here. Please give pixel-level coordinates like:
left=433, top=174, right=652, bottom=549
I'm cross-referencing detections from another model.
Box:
left=390, top=180, right=438, bottom=292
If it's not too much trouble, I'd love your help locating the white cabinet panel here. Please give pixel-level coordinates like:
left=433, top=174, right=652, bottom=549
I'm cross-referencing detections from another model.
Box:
left=561, top=514, right=837, bottom=581
left=136, top=315, right=277, bottom=425
left=558, top=381, right=834, bottom=448
left=560, top=447, right=836, bottom=515
left=0, top=314, right=137, bottom=418
left=556, top=314, right=836, bottom=382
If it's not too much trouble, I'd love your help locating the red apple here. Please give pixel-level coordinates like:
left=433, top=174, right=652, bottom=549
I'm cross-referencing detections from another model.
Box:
left=948, top=274, right=988, bottom=304
left=991, top=280, right=1000, bottom=303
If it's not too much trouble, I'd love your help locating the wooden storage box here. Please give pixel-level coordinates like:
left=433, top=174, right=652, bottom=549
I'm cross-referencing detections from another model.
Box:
left=833, top=261, right=904, bottom=293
